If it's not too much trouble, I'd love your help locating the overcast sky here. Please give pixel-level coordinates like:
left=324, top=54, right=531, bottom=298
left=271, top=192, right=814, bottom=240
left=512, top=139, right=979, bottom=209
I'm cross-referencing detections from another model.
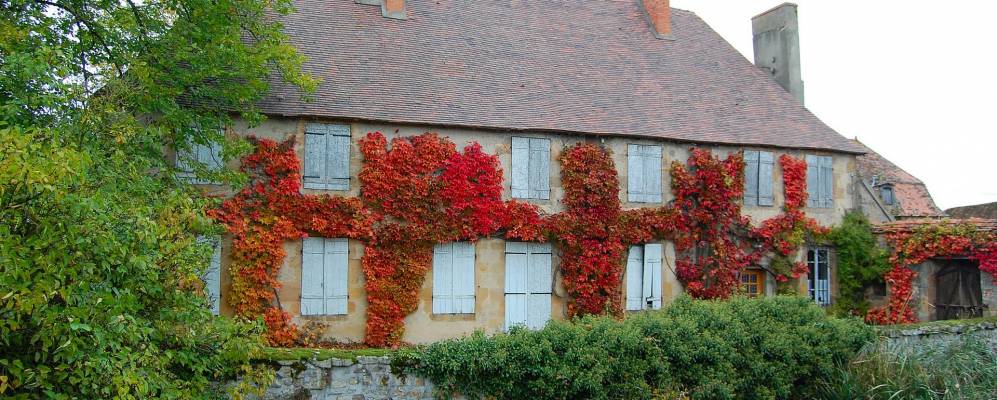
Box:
left=670, top=0, right=996, bottom=210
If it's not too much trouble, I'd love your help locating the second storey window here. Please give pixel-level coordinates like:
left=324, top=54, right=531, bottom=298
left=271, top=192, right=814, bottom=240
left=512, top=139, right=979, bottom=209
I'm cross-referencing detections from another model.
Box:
left=743, top=150, right=774, bottom=206
left=510, top=137, right=550, bottom=200
left=625, top=243, right=663, bottom=311
left=301, top=237, right=349, bottom=315
left=807, top=247, right=831, bottom=306
left=303, top=123, right=350, bottom=191
left=432, top=242, right=476, bottom=314
left=177, top=133, right=223, bottom=185
left=504, top=242, right=552, bottom=330
left=627, top=144, right=662, bottom=203
left=805, top=155, right=834, bottom=208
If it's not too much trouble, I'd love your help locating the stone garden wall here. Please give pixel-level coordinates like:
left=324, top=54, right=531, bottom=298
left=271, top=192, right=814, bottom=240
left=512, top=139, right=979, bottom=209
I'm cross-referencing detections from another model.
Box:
left=880, top=319, right=997, bottom=348
left=258, top=356, right=441, bottom=400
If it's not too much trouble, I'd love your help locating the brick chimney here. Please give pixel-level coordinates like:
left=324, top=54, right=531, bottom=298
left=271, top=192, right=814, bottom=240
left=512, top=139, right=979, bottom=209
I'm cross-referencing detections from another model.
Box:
left=752, top=3, right=804, bottom=104
left=355, top=0, right=406, bottom=20
left=642, top=0, right=673, bottom=40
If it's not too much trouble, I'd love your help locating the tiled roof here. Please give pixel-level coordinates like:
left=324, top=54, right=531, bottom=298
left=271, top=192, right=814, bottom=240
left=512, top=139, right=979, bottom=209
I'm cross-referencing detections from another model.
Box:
left=259, top=1, right=865, bottom=154
left=853, top=140, right=943, bottom=218
left=947, top=202, right=997, bottom=219
left=873, top=218, right=997, bottom=234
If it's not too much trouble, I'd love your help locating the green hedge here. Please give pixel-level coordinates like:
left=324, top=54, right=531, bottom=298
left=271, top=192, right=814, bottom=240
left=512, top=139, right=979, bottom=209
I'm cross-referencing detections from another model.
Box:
left=411, top=296, right=874, bottom=400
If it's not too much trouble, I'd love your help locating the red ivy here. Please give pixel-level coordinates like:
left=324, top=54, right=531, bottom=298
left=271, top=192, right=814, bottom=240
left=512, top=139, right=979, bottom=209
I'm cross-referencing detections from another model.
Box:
left=867, top=222, right=997, bottom=325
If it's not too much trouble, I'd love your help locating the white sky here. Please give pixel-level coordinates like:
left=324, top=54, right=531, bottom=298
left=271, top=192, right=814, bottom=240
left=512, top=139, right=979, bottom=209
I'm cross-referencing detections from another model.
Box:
left=671, top=0, right=997, bottom=210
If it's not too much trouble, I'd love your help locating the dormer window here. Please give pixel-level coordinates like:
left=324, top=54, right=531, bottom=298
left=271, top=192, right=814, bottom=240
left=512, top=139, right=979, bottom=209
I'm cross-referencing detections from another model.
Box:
left=879, top=185, right=895, bottom=205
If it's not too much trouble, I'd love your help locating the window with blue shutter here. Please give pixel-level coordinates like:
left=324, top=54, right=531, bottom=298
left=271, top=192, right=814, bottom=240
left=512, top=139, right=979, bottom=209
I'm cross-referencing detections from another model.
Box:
left=511, top=137, right=550, bottom=200
left=198, top=236, right=222, bottom=315
left=807, top=247, right=831, bottom=306
left=433, top=242, right=476, bottom=314
left=301, top=237, right=349, bottom=315
left=805, top=155, right=834, bottom=208
left=628, top=145, right=662, bottom=203
left=303, top=123, right=350, bottom=191
left=177, top=131, right=223, bottom=185
left=504, top=242, right=552, bottom=330
left=625, top=243, right=662, bottom=311
left=743, top=150, right=774, bottom=206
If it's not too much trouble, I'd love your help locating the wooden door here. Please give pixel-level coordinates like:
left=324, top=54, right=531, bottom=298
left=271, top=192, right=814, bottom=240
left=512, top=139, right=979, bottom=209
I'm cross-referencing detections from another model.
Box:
left=935, top=260, right=984, bottom=320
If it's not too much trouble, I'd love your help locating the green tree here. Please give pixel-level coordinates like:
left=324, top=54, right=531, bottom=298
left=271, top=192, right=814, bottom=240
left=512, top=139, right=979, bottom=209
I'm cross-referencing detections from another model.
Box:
left=828, top=212, right=891, bottom=317
left=0, top=0, right=314, bottom=397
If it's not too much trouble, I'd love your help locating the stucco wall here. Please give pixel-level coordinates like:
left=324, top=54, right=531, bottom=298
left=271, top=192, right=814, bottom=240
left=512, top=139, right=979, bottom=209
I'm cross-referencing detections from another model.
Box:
left=209, top=117, right=858, bottom=343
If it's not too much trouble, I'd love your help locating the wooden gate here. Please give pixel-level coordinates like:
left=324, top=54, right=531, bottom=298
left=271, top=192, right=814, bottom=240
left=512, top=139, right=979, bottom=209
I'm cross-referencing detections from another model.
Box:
left=934, top=259, right=984, bottom=320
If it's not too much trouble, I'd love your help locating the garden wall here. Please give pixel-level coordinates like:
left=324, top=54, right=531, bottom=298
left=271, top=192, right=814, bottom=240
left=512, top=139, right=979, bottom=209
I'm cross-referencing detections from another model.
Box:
left=880, top=318, right=997, bottom=348
left=254, top=356, right=442, bottom=400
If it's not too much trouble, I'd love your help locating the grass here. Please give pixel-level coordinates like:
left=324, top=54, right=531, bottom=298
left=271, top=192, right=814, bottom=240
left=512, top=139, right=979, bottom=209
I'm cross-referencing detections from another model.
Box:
left=818, top=336, right=997, bottom=400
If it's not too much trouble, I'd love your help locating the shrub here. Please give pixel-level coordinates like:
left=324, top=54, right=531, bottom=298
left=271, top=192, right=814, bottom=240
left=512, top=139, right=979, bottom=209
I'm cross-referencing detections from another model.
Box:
left=827, top=212, right=891, bottom=317
left=411, top=296, right=874, bottom=400
left=818, top=337, right=997, bottom=400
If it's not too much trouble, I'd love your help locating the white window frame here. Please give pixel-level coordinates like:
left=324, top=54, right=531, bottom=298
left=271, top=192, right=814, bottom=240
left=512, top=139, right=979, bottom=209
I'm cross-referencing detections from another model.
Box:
left=504, top=242, right=553, bottom=330
left=432, top=242, right=476, bottom=315
left=510, top=137, right=551, bottom=200
left=627, top=144, right=663, bottom=203
left=625, top=244, right=663, bottom=311
left=807, top=247, right=831, bottom=306
left=303, top=123, right=351, bottom=191
left=300, top=237, right=349, bottom=316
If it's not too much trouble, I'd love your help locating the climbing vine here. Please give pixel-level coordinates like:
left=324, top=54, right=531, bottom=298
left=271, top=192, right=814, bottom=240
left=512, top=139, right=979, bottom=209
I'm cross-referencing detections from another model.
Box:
left=866, top=221, right=997, bottom=325
left=213, top=135, right=828, bottom=346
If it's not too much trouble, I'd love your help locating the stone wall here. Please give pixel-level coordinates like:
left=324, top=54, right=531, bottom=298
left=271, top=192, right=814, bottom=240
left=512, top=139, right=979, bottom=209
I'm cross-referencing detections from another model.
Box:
left=880, top=319, right=997, bottom=348
left=260, top=356, right=439, bottom=400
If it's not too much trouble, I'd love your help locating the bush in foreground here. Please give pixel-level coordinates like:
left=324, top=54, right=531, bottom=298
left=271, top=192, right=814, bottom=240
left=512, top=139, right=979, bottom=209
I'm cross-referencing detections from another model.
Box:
left=411, top=296, right=874, bottom=400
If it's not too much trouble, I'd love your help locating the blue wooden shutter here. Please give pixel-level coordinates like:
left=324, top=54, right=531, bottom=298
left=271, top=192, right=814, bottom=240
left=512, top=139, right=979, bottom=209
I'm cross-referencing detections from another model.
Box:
left=643, top=244, right=663, bottom=310
left=511, top=137, right=530, bottom=199
left=743, top=151, right=759, bottom=206
left=758, top=151, right=774, bottom=206
left=432, top=243, right=454, bottom=314
left=327, top=124, right=351, bottom=191
left=504, top=242, right=528, bottom=329
left=645, top=146, right=662, bottom=203
left=628, top=145, right=645, bottom=202
left=806, top=155, right=820, bottom=208
left=303, top=125, right=328, bottom=190
left=529, top=138, right=551, bottom=199
left=198, top=236, right=222, bottom=315
left=527, top=243, right=552, bottom=329
left=301, top=237, right=325, bottom=315
left=625, top=245, right=644, bottom=310
left=820, top=156, right=834, bottom=208
left=324, top=238, right=349, bottom=315
left=453, top=242, right=476, bottom=314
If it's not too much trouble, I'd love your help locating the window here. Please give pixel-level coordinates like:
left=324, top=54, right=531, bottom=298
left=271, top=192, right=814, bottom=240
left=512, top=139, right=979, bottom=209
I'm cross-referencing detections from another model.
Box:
left=432, top=242, right=475, bottom=314
left=504, top=242, right=552, bottom=329
left=177, top=135, right=223, bottom=185
left=805, top=155, right=834, bottom=208
left=807, top=247, right=831, bottom=306
left=303, top=123, right=351, bottom=191
left=198, top=236, right=222, bottom=315
left=627, top=144, right=663, bottom=203
left=301, top=237, right=349, bottom=315
left=743, top=150, right=774, bottom=206
left=739, top=269, right=765, bottom=297
left=625, top=244, right=663, bottom=310
left=879, top=185, right=895, bottom=205
left=510, top=137, right=550, bottom=200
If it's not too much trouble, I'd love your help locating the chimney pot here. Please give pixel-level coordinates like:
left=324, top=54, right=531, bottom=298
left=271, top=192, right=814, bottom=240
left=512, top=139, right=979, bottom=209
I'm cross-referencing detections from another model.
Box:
left=642, top=0, right=673, bottom=40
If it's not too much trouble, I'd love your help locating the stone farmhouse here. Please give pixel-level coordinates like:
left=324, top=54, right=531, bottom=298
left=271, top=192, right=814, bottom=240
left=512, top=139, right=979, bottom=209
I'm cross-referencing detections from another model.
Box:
left=185, top=1, right=876, bottom=343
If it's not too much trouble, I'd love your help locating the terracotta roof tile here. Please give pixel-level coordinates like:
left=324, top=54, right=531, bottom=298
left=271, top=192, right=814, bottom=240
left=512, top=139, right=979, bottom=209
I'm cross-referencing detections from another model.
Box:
left=853, top=139, right=943, bottom=218
left=874, top=218, right=997, bottom=234
left=947, top=202, right=997, bottom=219
left=260, top=1, right=864, bottom=154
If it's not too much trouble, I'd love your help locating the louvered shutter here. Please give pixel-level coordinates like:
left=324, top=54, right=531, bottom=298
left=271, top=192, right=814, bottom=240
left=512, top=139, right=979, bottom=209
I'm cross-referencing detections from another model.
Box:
left=628, top=145, right=645, bottom=202
left=303, top=126, right=328, bottom=190
left=324, top=238, right=349, bottom=315
left=327, top=125, right=351, bottom=191
left=453, top=242, right=476, bottom=314
left=301, top=237, right=325, bottom=315
left=530, top=138, right=551, bottom=200
left=645, top=146, right=662, bottom=203
left=511, top=137, right=530, bottom=198
left=743, top=151, right=759, bottom=206
left=527, top=243, right=552, bottom=329
left=626, top=245, right=644, bottom=310
left=198, top=236, right=222, bottom=315
left=820, top=156, right=834, bottom=208
left=432, top=243, right=454, bottom=314
left=643, top=244, right=663, bottom=310
left=758, top=151, right=774, bottom=206
left=504, top=242, right=528, bottom=329
left=806, top=155, right=820, bottom=208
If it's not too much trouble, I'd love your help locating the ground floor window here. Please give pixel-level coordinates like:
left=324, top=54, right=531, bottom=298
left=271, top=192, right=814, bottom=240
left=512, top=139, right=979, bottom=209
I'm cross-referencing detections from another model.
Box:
left=301, top=237, right=349, bottom=315
left=198, top=236, right=222, bottom=315
left=739, top=269, right=765, bottom=297
left=625, top=244, right=663, bottom=310
left=504, top=242, right=552, bottom=330
left=807, top=247, right=831, bottom=306
left=432, top=241, right=476, bottom=314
